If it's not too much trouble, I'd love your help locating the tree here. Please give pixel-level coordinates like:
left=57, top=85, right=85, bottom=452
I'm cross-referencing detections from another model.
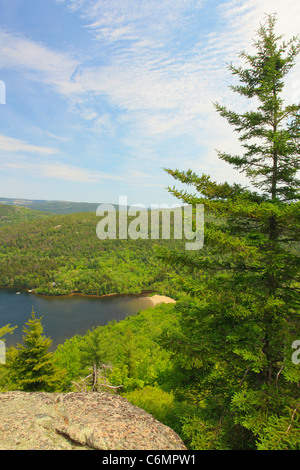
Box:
left=216, top=13, right=300, bottom=204
left=159, top=14, right=300, bottom=449
left=79, top=327, right=105, bottom=391
left=8, top=308, right=65, bottom=391
left=0, top=324, right=17, bottom=341
left=54, top=334, right=84, bottom=388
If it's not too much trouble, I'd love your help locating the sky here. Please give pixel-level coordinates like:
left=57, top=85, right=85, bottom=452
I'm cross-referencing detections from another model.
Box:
left=0, top=0, right=299, bottom=206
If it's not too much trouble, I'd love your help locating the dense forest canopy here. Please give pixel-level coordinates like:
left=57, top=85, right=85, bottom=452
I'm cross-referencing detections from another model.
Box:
left=0, top=204, right=54, bottom=226
left=0, top=210, right=191, bottom=296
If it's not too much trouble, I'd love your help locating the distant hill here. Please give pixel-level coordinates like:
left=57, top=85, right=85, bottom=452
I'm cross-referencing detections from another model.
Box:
left=0, top=204, right=55, bottom=226
left=0, top=197, right=104, bottom=215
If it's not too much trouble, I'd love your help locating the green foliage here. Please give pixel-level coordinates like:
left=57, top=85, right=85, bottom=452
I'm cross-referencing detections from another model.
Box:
left=214, top=15, right=300, bottom=201
left=0, top=211, right=183, bottom=296
left=0, top=324, right=17, bottom=340
left=0, top=204, right=54, bottom=226
left=51, top=335, right=83, bottom=389
left=54, top=302, right=179, bottom=392
left=7, top=309, right=66, bottom=391
left=158, top=14, right=300, bottom=450
left=256, top=405, right=300, bottom=450
left=124, top=386, right=175, bottom=428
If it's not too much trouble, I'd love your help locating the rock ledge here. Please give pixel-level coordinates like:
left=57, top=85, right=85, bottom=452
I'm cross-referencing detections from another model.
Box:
left=0, top=391, right=186, bottom=450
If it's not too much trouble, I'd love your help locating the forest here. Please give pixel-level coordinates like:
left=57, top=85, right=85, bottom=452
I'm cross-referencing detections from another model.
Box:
left=0, top=208, right=189, bottom=296
left=0, top=15, right=299, bottom=450
left=0, top=203, right=55, bottom=226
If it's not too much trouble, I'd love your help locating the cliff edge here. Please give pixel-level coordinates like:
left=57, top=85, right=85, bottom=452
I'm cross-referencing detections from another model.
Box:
left=0, top=391, right=186, bottom=450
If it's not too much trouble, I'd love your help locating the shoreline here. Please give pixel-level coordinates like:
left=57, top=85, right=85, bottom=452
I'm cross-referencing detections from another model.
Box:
left=0, top=286, right=176, bottom=305
left=142, top=294, right=176, bottom=306
left=0, top=285, right=152, bottom=298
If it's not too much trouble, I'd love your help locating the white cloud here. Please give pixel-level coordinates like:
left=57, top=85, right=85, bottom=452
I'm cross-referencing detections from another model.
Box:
left=0, top=29, right=82, bottom=96
left=65, top=0, right=205, bottom=42
left=4, top=161, right=124, bottom=183
left=0, top=135, right=58, bottom=155
left=221, top=0, right=300, bottom=39
left=5, top=1, right=299, bottom=144
left=56, top=0, right=242, bottom=146
left=62, top=0, right=300, bottom=189
left=3, top=0, right=300, bottom=200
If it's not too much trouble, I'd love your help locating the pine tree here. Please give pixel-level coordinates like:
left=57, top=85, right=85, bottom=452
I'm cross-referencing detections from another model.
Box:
left=8, top=308, right=65, bottom=391
left=0, top=324, right=17, bottom=341
left=159, top=14, right=300, bottom=449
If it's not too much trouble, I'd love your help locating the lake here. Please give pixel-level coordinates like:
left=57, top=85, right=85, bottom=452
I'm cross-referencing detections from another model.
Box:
left=0, top=288, right=155, bottom=350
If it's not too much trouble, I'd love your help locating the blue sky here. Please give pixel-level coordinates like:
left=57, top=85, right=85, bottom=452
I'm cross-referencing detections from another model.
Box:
left=0, top=0, right=299, bottom=206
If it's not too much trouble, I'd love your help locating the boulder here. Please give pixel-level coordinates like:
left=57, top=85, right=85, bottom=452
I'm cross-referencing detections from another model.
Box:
left=0, top=391, right=186, bottom=450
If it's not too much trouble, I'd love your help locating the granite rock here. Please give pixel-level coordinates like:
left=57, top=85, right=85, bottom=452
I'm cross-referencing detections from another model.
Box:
left=0, top=391, right=186, bottom=450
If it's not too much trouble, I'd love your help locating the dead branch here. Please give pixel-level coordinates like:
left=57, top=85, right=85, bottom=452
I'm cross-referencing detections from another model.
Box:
left=71, top=363, right=123, bottom=392
left=238, top=366, right=250, bottom=385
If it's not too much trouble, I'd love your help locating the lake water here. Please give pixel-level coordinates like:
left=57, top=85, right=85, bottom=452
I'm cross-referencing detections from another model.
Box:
left=0, top=288, right=155, bottom=350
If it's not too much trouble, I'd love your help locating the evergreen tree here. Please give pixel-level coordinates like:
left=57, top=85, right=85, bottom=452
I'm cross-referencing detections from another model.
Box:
left=0, top=324, right=17, bottom=341
left=159, top=14, right=300, bottom=449
left=8, top=308, right=65, bottom=391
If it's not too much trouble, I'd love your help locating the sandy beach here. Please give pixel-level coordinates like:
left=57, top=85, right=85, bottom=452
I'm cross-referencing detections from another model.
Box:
left=143, top=294, right=176, bottom=306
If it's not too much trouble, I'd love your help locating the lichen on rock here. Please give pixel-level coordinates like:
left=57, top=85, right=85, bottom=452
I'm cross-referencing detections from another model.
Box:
left=0, top=391, right=186, bottom=450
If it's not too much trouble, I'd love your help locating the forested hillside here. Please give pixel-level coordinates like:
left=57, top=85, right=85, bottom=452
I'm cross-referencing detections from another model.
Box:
left=0, top=204, right=54, bottom=226
left=0, top=210, right=187, bottom=296
left=0, top=197, right=103, bottom=214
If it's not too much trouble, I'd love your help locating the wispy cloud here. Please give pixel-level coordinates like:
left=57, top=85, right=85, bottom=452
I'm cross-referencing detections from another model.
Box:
left=5, top=0, right=299, bottom=144
left=0, top=135, right=58, bottom=155
left=0, top=28, right=82, bottom=96
left=2, top=0, right=300, bottom=203
left=64, top=0, right=205, bottom=43
left=56, top=0, right=300, bottom=191
left=4, top=161, right=124, bottom=183
left=55, top=0, right=249, bottom=145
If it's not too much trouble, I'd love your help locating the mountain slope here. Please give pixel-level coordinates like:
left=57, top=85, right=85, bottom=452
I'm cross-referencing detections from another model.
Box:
left=0, top=204, right=54, bottom=226
left=0, top=197, right=109, bottom=215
